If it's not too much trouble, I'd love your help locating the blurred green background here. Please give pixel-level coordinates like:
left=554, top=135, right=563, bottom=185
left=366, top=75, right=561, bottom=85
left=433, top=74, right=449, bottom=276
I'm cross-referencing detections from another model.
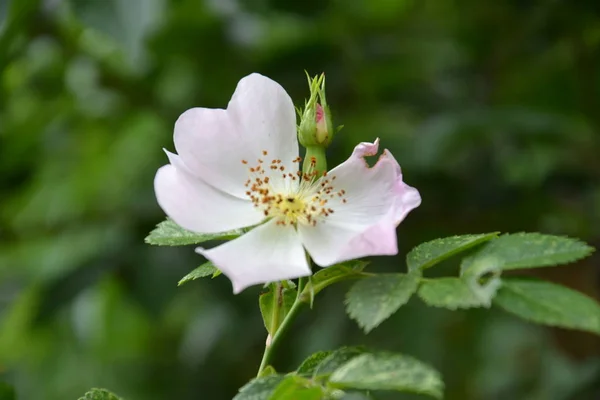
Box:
left=1, top=0, right=600, bottom=399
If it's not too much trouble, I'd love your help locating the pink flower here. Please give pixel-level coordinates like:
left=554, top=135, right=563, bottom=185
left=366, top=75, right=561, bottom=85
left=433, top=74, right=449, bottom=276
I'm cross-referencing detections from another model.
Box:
left=154, top=73, right=421, bottom=293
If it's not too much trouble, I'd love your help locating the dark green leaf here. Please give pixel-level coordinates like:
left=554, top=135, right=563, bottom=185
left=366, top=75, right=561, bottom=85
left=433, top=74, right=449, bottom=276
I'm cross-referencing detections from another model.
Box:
left=233, top=375, right=285, bottom=400
left=329, top=353, right=444, bottom=399
left=296, top=350, right=333, bottom=375
left=177, top=262, right=219, bottom=286
left=78, top=388, right=122, bottom=400
left=313, top=347, right=365, bottom=377
left=145, top=218, right=243, bottom=246
left=267, top=376, right=323, bottom=400
left=407, top=233, right=499, bottom=272
left=462, top=233, right=594, bottom=271
left=494, top=278, right=600, bottom=334
left=345, top=272, right=420, bottom=333
left=259, top=285, right=297, bottom=336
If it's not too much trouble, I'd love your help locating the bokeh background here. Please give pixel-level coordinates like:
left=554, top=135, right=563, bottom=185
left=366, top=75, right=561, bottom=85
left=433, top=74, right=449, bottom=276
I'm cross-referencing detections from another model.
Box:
left=1, top=0, right=600, bottom=399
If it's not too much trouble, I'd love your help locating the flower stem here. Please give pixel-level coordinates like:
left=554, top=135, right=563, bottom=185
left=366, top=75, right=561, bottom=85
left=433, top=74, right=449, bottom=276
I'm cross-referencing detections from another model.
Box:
left=256, top=279, right=307, bottom=376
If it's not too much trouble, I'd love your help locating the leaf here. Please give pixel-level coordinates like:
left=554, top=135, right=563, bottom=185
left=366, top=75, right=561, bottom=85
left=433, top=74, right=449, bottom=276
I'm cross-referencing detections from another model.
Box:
left=258, top=365, right=277, bottom=378
left=313, top=347, right=365, bottom=377
left=78, top=388, right=122, bottom=400
left=345, top=272, right=420, bottom=333
left=494, top=279, right=600, bottom=334
left=145, top=218, right=243, bottom=246
left=303, top=260, right=369, bottom=298
left=259, top=285, right=297, bottom=336
left=462, top=233, right=594, bottom=271
left=406, top=233, right=499, bottom=272
left=233, top=375, right=285, bottom=400
left=296, top=350, right=333, bottom=375
left=267, top=376, right=323, bottom=400
left=459, top=255, right=502, bottom=307
left=177, top=262, right=219, bottom=286
left=418, top=278, right=485, bottom=310
left=329, top=353, right=444, bottom=399
left=0, top=382, right=15, bottom=400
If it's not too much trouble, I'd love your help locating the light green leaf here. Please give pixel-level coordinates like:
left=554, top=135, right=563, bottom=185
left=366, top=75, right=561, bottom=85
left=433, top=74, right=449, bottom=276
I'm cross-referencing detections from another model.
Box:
left=345, top=272, right=420, bottom=333
left=418, top=278, right=485, bottom=310
left=462, top=233, right=594, bottom=271
left=145, top=218, right=243, bottom=246
left=258, top=365, right=277, bottom=378
left=407, top=233, right=499, bottom=272
left=313, top=347, right=365, bottom=377
left=78, top=388, right=122, bottom=400
left=233, top=375, right=285, bottom=400
left=494, top=279, right=600, bottom=334
left=177, top=262, right=219, bottom=286
left=329, top=353, right=444, bottom=399
left=259, top=285, right=297, bottom=336
left=296, top=350, right=333, bottom=375
left=303, top=260, right=369, bottom=299
left=268, top=376, right=323, bottom=400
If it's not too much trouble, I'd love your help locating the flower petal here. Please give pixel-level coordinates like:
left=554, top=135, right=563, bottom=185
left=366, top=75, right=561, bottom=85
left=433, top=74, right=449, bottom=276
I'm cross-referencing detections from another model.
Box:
left=154, top=151, right=264, bottom=233
left=299, top=139, right=420, bottom=266
left=173, top=73, right=299, bottom=197
left=196, top=219, right=311, bottom=293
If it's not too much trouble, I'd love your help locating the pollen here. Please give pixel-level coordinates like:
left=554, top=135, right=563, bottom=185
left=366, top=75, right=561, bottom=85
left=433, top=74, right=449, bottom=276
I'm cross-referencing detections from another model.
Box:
left=241, top=153, right=349, bottom=227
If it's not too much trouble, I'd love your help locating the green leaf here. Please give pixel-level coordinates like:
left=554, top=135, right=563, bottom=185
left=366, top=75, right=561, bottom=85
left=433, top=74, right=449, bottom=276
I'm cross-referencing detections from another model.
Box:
left=329, top=353, right=444, bottom=399
left=267, top=376, right=323, bottom=400
left=418, top=278, right=485, bottom=310
left=407, top=233, right=499, bottom=272
left=296, top=350, right=333, bottom=375
left=258, top=365, right=277, bottom=378
left=259, top=284, right=297, bottom=336
left=78, top=388, right=122, bottom=400
left=494, top=279, right=600, bottom=334
left=145, top=218, right=243, bottom=246
left=345, top=272, right=420, bottom=333
left=233, top=375, right=285, bottom=400
left=459, top=255, right=502, bottom=307
left=462, top=233, right=594, bottom=271
left=0, top=382, right=15, bottom=400
left=177, top=262, right=219, bottom=286
left=313, top=347, right=365, bottom=377
left=303, top=260, right=369, bottom=299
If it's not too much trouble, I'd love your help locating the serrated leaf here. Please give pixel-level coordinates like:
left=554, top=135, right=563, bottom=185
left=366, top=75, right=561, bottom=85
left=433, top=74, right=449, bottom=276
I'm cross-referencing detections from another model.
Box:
left=303, top=260, right=369, bottom=299
left=259, top=285, right=297, bottom=336
left=494, top=279, right=600, bottom=334
left=296, top=350, right=333, bottom=375
left=267, top=375, right=323, bottom=400
left=145, top=218, right=243, bottom=246
left=313, top=347, right=365, bottom=377
left=78, top=388, right=122, bottom=400
left=418, top=278, right=485, bottom=310
left=233, top=375, right=285, bottom=400
left=345, top=272, right=420, bottom=333
left=407, top=233, right=499, bottom=272
left=178, top=262, right=219, bottom=286
left=329, top=353, right=444, bottom=399
left=462, top=233, right=594, bottom=271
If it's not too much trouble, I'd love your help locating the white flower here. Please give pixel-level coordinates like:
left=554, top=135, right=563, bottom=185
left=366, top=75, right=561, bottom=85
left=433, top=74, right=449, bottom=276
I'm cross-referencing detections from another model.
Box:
left=154, top=73, right=421, bottom=293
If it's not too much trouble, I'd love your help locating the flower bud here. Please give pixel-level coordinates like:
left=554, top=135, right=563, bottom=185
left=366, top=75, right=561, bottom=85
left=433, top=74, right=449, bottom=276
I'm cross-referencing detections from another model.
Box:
left=298, top=73, right=335, bottom=148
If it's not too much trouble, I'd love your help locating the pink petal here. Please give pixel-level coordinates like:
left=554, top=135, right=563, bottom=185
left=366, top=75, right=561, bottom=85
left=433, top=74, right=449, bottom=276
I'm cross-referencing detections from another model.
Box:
left=154, top=151, right=264, bottom=233
left=299, top=139, right=421, bottom=266
left=173, top=73, right=298, bottom=198
left=196, top=220, right=311, bottom=293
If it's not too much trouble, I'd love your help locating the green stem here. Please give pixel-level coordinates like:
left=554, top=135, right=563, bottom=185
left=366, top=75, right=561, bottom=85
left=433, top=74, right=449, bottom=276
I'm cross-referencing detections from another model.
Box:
left=257, top=286, right=307, bottom=376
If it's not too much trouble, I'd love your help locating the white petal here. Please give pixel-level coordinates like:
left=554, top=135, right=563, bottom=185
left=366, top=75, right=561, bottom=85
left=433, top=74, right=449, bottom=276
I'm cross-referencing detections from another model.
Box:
left=173, top=73, right=299, bottom=197
left=300, top=140, right=420, bottom=266
left=154, top=152, right=264, bottom=233
left=197, top=220, right=310, bottom=293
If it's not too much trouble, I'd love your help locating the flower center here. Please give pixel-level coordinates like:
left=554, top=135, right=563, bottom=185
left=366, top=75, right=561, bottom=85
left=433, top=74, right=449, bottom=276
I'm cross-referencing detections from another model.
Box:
left=241, top=151, right=347, bottom=227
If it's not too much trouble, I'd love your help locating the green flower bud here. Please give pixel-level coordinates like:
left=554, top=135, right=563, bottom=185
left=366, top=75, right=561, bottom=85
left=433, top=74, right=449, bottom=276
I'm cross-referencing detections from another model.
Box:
left=298, top=73, right=335, bottom=148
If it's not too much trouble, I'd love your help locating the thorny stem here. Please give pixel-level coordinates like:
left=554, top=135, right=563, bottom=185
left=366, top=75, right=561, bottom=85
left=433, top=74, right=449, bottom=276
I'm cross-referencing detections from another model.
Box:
left=257, top=277, right=308, bottom=376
